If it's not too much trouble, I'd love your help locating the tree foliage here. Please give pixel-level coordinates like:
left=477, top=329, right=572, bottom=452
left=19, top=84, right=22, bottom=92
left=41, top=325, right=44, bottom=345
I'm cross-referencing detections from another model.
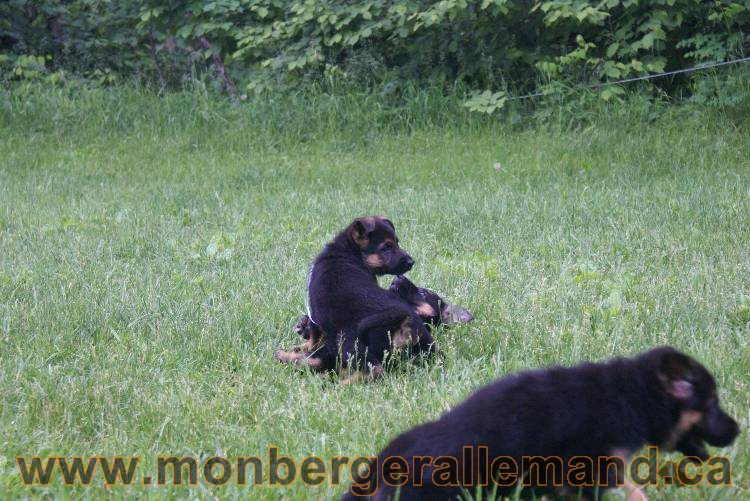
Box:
left=2, top=0, right=749, bottom=97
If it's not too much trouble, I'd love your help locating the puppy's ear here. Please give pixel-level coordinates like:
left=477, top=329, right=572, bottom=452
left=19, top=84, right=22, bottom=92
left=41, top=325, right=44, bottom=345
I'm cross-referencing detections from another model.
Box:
left=379, top=217, right=395, bottom=232
left=441, top=304, right=474, bottom=324
left=389, top=276, right=411, bottom=298
left=657, top=349, right=696, bottom=400
left=348, top=217, right=376, bottom=248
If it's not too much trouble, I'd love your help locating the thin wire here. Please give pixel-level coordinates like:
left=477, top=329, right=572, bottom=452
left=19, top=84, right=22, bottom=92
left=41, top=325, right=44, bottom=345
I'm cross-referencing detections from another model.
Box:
left=505, top=55, right=750, bottom=101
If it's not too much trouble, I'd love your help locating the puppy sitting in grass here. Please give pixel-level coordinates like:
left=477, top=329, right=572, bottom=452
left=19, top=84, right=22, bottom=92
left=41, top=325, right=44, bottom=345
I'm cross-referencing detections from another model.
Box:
left=276, top=275, right=473, bottom=371
left=344, top=346, right=739, bottom=500
left=275, top=216, right=436, bottom=379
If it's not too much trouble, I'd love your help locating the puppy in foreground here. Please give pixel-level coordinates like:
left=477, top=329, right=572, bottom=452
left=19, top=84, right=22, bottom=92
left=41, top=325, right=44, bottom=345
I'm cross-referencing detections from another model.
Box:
left=344, top=346, right=739, bottom=500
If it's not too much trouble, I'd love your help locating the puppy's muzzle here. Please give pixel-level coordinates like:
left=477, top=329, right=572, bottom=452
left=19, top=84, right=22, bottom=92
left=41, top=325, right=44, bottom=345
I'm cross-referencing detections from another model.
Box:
left=397, top=256, right=414, bottom=274
left=703, top=408, right=740, bottom=447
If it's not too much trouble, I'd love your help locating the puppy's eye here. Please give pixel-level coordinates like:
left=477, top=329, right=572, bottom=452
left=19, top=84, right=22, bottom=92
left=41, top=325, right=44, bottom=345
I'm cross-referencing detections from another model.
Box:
left=382, top=243, right=394, bottom=251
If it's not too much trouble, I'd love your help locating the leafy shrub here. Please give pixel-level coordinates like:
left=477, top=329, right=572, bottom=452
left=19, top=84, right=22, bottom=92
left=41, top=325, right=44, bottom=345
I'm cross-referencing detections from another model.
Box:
left=1, top=0, right=748, bottom=102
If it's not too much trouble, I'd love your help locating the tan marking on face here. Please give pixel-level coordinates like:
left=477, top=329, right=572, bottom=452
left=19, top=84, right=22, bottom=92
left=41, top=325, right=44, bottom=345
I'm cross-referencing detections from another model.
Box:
left=663, top=410, right=704, bottom=450
left=365, top=253, right=384, bottom=268
left=415, top=302, right=435, bottom=317
left=677, top=410, right=703, bottom=433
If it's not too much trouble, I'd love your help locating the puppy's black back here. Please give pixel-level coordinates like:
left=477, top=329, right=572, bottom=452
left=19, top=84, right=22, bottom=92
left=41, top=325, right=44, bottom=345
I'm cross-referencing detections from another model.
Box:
left=344, top=347, right=739, bottom=499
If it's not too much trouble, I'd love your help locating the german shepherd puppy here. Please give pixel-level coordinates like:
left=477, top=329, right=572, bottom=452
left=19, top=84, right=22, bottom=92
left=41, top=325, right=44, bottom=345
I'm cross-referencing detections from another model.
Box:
left=344, top=346, right=739, bottom=500
left=281, top=216, right=436, bottom=377
left=276, top=276, right=473, bottom=370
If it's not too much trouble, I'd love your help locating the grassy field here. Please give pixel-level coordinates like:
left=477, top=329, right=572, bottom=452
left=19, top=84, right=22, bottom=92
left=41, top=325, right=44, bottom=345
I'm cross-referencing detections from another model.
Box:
left=1, top=87, right=749, bottom=499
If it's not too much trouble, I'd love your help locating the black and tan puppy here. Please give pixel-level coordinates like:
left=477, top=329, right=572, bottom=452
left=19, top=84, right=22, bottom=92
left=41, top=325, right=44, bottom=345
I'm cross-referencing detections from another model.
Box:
left=276, top=277, right=472, bottom=370
left=344, top=346, right=739, bottom=500
left=279, top=216, right=436, bottom=377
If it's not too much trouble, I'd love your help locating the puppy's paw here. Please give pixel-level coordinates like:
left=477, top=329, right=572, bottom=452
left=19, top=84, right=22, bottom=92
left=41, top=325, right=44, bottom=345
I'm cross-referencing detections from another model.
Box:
left=275, top=348, right=325, bottom=372
left=274, top=349, right=300, bottom=364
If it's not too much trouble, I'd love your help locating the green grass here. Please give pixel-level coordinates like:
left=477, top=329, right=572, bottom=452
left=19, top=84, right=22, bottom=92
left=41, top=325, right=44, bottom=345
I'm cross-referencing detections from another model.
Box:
left=1, top=86, right=749, bottom=499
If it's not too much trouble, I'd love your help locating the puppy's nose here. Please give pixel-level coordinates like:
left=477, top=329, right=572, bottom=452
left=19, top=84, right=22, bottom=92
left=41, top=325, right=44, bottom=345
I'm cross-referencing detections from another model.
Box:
left=404, top=257, right=414, bottom=270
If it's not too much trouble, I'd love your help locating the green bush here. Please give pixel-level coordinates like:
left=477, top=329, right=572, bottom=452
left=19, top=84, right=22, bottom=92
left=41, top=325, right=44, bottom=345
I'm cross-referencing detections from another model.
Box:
left=2, top=0, right=749, bottom=100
